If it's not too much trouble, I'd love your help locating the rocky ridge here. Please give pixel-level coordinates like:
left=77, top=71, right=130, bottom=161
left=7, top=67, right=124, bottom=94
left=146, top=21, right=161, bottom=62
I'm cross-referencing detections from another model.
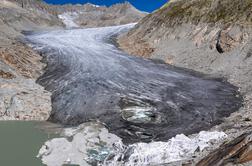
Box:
left=118, top=0, right=252, bottom=165
left=9, top=0, right=146, bottom=28
left=54, top=2, right=146, bottom=28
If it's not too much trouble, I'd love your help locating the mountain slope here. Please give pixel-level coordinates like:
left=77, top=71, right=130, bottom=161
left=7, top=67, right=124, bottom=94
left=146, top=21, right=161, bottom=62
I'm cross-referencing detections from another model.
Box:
left=119, top=0, right=252, bottom=57
left=0, top=0, right=60, bottom=120
left=118, top=0, right=252, bottom=164
left=54, top=2, right=146, bottom=28
left=119, top=0, right=252, bottom=92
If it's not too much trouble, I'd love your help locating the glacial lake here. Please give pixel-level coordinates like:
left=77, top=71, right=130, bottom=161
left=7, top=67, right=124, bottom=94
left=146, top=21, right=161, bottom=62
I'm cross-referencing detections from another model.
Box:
left=0, top=121, right=59, bottom=166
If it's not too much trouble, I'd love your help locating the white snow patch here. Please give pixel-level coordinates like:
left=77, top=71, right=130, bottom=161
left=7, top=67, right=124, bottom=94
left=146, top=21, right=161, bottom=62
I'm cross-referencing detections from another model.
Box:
left=94, top=5, right=100, bottom=7
left=85, top=3, right=100, bottom=8
left=58, top=12, right=79, bottom=28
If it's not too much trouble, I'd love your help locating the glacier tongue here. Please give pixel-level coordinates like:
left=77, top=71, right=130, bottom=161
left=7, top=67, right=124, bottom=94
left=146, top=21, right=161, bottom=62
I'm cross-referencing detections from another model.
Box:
left=26, top=23, right=240, bottom=165
left=26, top=23, right=241, bottom=144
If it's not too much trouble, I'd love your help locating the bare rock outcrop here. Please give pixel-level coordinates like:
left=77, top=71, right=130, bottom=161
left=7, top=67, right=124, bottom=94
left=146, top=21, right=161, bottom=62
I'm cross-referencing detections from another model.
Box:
left=197, top=132, right=252, bottom=166
left=0, top=1, right=57, bottom=121
left=0, top=70, right=15, bottom=79
left=0, top=43, right=51, bottom=121
left=216, top=27, right=246, bottom=53
left=0, top=42, right=45, bottom=78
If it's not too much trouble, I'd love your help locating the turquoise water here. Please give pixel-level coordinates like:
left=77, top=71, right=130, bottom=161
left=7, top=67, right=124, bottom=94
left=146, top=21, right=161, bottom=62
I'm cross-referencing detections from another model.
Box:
left=0, top=121, right=58, bottom=166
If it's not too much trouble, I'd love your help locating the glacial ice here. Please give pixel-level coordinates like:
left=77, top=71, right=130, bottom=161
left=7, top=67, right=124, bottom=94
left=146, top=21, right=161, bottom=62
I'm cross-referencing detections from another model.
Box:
left=105, top=131, right=227, bottom=165
left=37, top=122, right=227, bottom=166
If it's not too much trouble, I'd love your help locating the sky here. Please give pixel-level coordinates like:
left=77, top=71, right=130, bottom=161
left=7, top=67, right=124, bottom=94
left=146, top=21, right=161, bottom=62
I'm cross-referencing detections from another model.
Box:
left=44, top=0, right=168, bottom=12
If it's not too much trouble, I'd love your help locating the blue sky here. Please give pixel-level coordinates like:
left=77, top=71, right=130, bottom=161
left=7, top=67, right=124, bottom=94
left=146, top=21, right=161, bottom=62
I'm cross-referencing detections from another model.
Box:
left=44, top=0, right=168, bottom=12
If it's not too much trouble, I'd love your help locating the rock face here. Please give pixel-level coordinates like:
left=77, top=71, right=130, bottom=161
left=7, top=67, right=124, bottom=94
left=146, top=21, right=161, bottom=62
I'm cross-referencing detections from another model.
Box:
left=197, top=132, right=252, bottom=166
left=0, top=42, right=51, bottom=120
left=216, top=27, right=246, bottom=53
left=118, top=0, right=252, bottom=164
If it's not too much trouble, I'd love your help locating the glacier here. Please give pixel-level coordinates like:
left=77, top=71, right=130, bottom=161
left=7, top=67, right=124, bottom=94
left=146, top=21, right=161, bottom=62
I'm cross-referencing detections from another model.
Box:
left=25, top=23, right=243, bottom=166
left=26, top=24, right=242, bottom=144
